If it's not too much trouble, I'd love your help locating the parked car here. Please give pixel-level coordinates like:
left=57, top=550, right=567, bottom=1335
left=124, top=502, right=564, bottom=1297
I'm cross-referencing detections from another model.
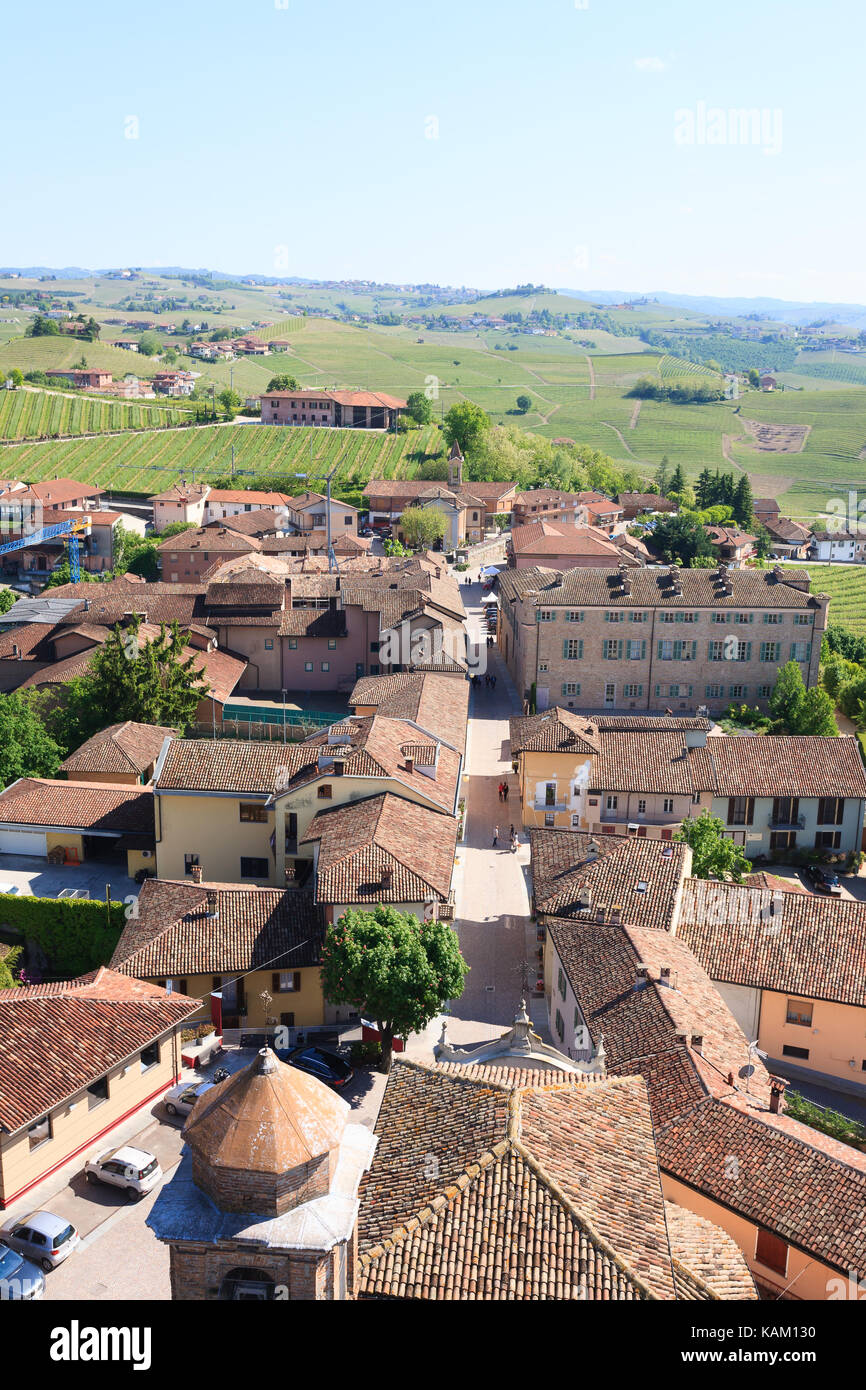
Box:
left=0, top=1244, right=44, bottom=1299
left=84, top=1145, right=162, bottom=1199
left=804, top=864, right=842, bottom=896
left=279, top=1045, right=353, bottom=1089
left=164, top=1080, right=214, bottom=1117
left=359, top=527, right=374, bottom=538
left=0, top=1210, right=79, bottom=1272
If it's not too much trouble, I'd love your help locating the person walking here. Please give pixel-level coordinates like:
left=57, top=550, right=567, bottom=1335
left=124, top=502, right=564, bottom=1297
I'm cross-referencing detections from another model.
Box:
left=492, top=825, right=499, bottom=847
left=503, top=781, right=509, bottom=802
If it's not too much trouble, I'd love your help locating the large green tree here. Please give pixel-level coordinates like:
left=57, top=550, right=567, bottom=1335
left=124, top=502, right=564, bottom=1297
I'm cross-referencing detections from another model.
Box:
left=768, top=660, right=806, bottom=731
left=442, top=400, right=491, bottom=457
left=320, top=906, right=469, bottom=1071
left=398, top=506, right=447, bottom=549
left=405, top=390, right=433, bottom=425
left=0, top=691, right=62, bottom=787
left=675, top=809, right=750, bottom=881
left=266, top=374, right=299, bottom=392
left=648, top=512, right=715, bottom=566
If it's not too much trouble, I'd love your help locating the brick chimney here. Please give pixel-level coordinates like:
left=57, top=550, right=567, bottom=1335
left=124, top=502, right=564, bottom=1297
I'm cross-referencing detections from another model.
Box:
left=206, top=889, right=219, bottom=919
left=690, top=1034, right=703, bottom=1055
left=191, top=864, right=204, bottom=884
left=634, top=964, right=649, bottom=991
left=769, top=1075, right=788, bottom=1114
left=404, top=756, right=414, bottom=774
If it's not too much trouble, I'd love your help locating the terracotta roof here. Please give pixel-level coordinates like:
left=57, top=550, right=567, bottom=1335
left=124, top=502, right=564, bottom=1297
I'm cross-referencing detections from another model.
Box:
left=156, top=739, right=290, bottom=793
left=348, top=672, right=468, bottom=754
left=47, top=579, right=207, bottom=628
left=510, top=708, right=601, bottom=755
left=356, top=1061, right=742, bottom=1301
left=302, top=793, right=457, bottom=904
left=206, top=509, right=289, bottom=537
left=742, top=870, right=809, bottom=894
left=206, top=489, right=292, bottom=507
left=513, top=489, right=588, bottom=507
left=678, top=877, right=866, bottom=1006
left=0, top=622, right=56, bottom=661
left=706, top=734, right=866, bottom=798
left=19, top=647, right=98, bottom=688
left=14, top=478, right=104, bottom=506
left=149, top=483, right=209, bottom=503
left=510, top=521, right=625, bottom=559
left=618, top=493, right=678, bottom=512
left=530, top=830, right=689, bottom=930
left=0, top=968, right=199, bottom=1134
left=110, top=879, right=325, bottom=977
left=665, top=1203, right=757, bottom=1300
left=364, top=477, right=515, bottom=503
left=0, top=778, right=153, bottom=833
left=60, top=721, right=175, bottom=776
left=764, top=516, right=812, bottom=545
left=182, top=1045, right=346, bottom=1174
left=497, top=564, right=821, bottom=611
left=158, top=527, right=261, bottom=554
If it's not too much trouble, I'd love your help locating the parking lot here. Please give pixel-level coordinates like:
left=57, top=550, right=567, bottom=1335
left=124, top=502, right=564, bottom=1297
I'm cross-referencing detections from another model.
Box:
left=0, top=853, right=137, bottom=903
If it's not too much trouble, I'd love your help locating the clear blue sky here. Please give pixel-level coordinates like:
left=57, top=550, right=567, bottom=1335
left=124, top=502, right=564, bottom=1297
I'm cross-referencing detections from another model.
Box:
left=3, top=0, right=864, bottom=303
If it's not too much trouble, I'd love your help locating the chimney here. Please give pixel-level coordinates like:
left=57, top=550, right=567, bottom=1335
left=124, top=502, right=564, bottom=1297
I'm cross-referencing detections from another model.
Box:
left=12, top=643, right=19, bottom=659
left=609, top=904, right=623, bottom=925
left=404, top=756, right=414, bottom=774
left=206, top=889, right=219, bottom=919
left=769, top=1075, right=787, bottom=1114
left=381, top=866, right=393, bottom=890
left=595, top=905, right=606, bottom=924
left=659, top=966, right=672, bottom=988
left=191, top=864, right=203, bottom=884
left=634, top=964, right=649, bottom=991
left=690, top=1034, right=703, bottom=1055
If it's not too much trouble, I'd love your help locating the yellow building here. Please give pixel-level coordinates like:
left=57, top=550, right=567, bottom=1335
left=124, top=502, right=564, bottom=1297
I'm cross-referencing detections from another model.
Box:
left=110, top=878, right=333, bottom=1034
left=0, top=968, right=198, bottom=1209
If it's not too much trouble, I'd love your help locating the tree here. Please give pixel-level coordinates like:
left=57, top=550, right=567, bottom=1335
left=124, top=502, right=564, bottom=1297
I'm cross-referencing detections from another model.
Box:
left=0, top=944, right=22, bottom=989
left=675, top=810, right=750, bottom=881
left=516, top=394, right=532, bottom=414
left=218, top=387, right=241, bottom=419
left=747, top=368, right=761, bottom=388
left=668, top=461, right=686, bottom=495
left=648, top=512, right=715, bottom=566
left=0, top=691, right=62, bottom=788
left=137, top=331, right=161, bottom=357
left=398, top=506, right=447, bottom=549
left=442, top=400, right=490, bottom=457
left=768, top=660, right=806, bottom=731
left=405, top=390, right=433, bottom=425
left=59, top=619, right=205, bottom=747
left=732, top=475, right=754, bottom=529
left=320, top=906, right=469, bottom=1071
left=7, top=367, right=23, bottom=389
left=266, top=374, right=299, bottom=393
left=0, top=588, right=17, bottom=615
left=655, top=455, right=670, bottom=495
left=796, top=685, right=838, bottom=736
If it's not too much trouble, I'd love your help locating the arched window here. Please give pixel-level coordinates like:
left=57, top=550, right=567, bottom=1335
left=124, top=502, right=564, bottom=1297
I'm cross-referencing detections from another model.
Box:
left=219, top=1267, right=276, bottom=1301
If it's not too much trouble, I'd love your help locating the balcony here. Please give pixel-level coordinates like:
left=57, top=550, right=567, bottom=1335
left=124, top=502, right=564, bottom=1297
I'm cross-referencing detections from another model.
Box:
left=534, top=800, right=567, bottom=813
left=769, top=814, right=805, bottom=830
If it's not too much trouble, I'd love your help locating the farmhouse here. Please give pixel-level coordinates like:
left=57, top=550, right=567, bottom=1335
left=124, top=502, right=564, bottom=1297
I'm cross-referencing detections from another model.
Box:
left=261, top=388, right=406, bottom=430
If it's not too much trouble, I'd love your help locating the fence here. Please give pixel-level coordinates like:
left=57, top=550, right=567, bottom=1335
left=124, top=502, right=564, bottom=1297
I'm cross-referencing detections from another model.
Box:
left=191, top=706, right=341, bottom=742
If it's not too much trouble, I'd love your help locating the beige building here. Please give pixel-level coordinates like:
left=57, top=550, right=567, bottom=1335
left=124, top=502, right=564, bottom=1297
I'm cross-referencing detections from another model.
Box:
left=60, top=721, right=175, bottom=787
left=0, top=969, right=198, bottom=1209
left=498, top=561, right=828, bottom=715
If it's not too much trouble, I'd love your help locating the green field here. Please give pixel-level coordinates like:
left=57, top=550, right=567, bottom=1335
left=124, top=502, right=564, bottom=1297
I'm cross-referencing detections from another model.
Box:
left=0, top=422, right=445, bottom=496
left=784, top=564, right=866, bottom=636
left=0, top=388, right=189, bottom=442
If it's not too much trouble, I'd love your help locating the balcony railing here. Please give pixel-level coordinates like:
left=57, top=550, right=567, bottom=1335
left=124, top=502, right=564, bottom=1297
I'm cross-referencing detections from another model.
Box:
left=769, top=814, right=805, bottom=829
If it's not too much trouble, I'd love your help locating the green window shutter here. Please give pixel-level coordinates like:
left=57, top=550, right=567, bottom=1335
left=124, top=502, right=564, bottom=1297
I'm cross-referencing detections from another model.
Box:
left=745, top=642, right=752, bottom=661
left=690, top=640, right=697, bottom=660
left=641, top=639, right=646, bottom=660
left=563, top=640, right=569, bottom=659
left=617, top=640, right=623, bottom=658
left=654, top=684, right=660, bottom=697
left=657, top=641, right=664, bottom=659
left=579, top=639, right=584, bottom=659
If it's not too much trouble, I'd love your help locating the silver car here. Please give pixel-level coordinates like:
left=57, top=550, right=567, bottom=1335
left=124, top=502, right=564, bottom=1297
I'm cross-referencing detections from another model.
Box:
left=0, top=1243, right=44, bottom=1299
left=0, top=1210, right=79, bottom=1272
left=164, top=1080, right=214, bottom=1118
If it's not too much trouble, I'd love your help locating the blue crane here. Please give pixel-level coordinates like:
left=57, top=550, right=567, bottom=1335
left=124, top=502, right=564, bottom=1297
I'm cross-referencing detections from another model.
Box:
left=0, top=517, right=92, bottom=583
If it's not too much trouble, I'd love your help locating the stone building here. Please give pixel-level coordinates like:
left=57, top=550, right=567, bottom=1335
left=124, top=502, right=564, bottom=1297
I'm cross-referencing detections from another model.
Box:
left=147, top=1047, right=377, bottom=1299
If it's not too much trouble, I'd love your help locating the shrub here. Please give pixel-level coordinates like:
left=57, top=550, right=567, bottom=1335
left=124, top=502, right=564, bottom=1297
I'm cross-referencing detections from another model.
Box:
left=0, top=894, right=126, bottom=976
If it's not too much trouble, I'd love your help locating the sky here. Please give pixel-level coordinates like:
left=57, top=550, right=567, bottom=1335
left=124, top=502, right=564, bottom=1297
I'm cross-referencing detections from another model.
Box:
left=3, top=0, right=865, bottom=304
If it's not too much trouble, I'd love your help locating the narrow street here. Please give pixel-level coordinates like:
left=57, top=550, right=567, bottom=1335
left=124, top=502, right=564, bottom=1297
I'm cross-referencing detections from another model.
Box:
left=449, top=579, right=540, bottom=1031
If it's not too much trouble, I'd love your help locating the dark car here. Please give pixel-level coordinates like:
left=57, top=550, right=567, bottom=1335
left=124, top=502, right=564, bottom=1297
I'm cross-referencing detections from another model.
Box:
left=805, top=864, right=842, bottom=896
left=279, top=1046, right=353, bottom=1089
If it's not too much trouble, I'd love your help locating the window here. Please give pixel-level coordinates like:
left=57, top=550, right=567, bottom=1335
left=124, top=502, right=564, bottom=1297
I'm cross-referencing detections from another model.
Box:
left=240, top=857, right=269, bottom=879
left=762, top=613, right=783, bottom=624
left=318, top=784, right=333, bottom=799
left=28, top=1115, right=52, bottom=1151
left=711, top=612, right=728, bottom=624
left=770, top=830, right=796, bottom=851
left=786, top=999, right=813, bottom=1026
left=624, top=683, right=643, bottom=698
left=304, top=661, right=314, bottom=672
left=184, top=853, right=199, bottom=876
left=561, top=682, right=580, bottom=696
left=817, top=797, right=843, bottom=825
left=87, top=1077, right=109, bottom=1110
left=755, top=1229, right=788, bottom=1276
left=793, top=613, right=813, bottom=626
left=557, top=967, right=566, bottom=999
left=760, top=641, right=781, bottom=662
left=626, top=640, right=645, bottom=661
left=603, top=638, right=622, bottom=660
left=545, top=783, right=557, bottom=806
left=781, top=1044, right=809, bottom=1061
left=539, top=662, right=549, bottom=674
left=544, top=811, right=555, bottom=827
left=791, top=641, right=811, bottom=662
left=537, top=609, right=555, bottom=622
left=606, top=795, right=618, bottom=811
left=658, top=639, right=696, bottom=661
left=815, top=830, right=841, bottom=850
left=274, top=971, right=301, bottom=993
left=727, top=796, right=754, bottom=826
left=637, top=799, right=646, bottom=814
left=239, top=803, right=267, bottom=823
left=705, top=684, right=724, bottom=699
left=728, top=684, right=747, bottom=699
left=772, top=796, right=800, bottom=826
left=629, top=612, right=647, bottom=623
left=757, top=684, right=772, bottom=697
left=264, top=639, right=274, bottom=650
left=734, top=612, right=753, bottom=624
left=734, top=640, right=751, bottom=662
left=288, top=638, right=298, bottom=650
left=140, top=1042, right=160, bottom=1072
left=328, top=638, right=337, bottom=649
left=566, top=610, right=584, bottom=622
left=321, top=662, right=329, bottom=672
left=605, top=611, right=624, bottom=623
left=554, top=1009, right=564, bottom=1041
left=563, top=638, right=583, bottom=660
left=663, top=798, right=674, bottom=814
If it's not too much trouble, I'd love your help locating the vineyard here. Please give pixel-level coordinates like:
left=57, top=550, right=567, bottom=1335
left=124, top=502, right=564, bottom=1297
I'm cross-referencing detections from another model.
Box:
left=792, top=564, right=866, bottom=636
left=257, top=316, right=307, bottom=341
left=0, top=422, right=445, bottom=497
left=657, top=354, right=722, bottom=381
left=0, top=388, right=191, bottom=442
left=794, top=359, right=866, bottom=387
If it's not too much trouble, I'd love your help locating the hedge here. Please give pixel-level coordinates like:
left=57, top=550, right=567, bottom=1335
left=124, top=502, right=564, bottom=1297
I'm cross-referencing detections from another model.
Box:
left=0, top=894, right=126, bottom=977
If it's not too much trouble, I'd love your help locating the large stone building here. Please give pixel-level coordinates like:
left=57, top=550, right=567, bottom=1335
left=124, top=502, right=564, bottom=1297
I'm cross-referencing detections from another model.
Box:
left=497, top=561, right=828, bottom=716
left=260, top=388, right=406, bottom=430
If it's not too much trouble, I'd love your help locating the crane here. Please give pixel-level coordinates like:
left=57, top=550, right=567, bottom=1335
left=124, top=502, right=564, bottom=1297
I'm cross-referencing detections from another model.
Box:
left=0, top=516, right=92, bottom=583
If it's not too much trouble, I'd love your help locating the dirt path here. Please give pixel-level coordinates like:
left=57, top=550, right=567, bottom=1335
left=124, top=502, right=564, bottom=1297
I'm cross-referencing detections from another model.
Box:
left=629, top=400, right=641, bottom=430
left=585, top=355, right=596, bottom=400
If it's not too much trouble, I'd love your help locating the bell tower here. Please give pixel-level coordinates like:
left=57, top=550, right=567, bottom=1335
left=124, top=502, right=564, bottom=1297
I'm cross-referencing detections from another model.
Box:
left=447, top=440, right=464, bottom=487
left=147, top=1047, right=377, bottom=1300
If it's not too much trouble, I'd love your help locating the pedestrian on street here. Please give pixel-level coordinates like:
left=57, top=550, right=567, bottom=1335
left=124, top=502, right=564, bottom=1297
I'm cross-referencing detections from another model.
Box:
left=493, top=825, right=499, bottom=847
left=498, top=782, right=504, bottom=801
left=491, top=674, right=497, bottom=689
left=503, top=782, right=509, bottom=802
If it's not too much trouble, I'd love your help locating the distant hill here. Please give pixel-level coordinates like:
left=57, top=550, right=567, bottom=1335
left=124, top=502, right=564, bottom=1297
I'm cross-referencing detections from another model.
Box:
left=560, top=288, right=866, bottom=329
